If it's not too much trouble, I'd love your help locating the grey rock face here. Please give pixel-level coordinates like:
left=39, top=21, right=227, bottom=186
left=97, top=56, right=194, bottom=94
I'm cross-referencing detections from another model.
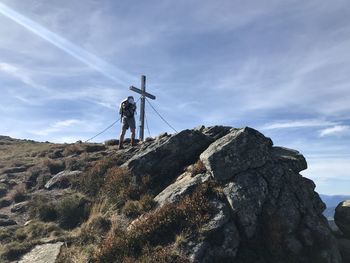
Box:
left=337, top=238, right=350, bottom=263
left=180, top=198, right=240, bottom=262
left=200, top=127, right=273, bottom=181
left=146, top=126, right=341, bottom=263
left=123, top=129, right=212, bottom=191
left=198, top=125, right=232, bottom=140
left=271, top=146, right=307, bottom=173
left=223, top=171, right=268, bottom=239
left=154, top=172, right=210, bottom=206
left=335, top=200, right=350, bottom=238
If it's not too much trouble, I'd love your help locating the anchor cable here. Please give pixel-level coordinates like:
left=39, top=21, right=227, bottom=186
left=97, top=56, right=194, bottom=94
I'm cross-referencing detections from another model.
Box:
left=146, top=98, right=178, bottom=134
left=84, top=97, right=141, bottom=142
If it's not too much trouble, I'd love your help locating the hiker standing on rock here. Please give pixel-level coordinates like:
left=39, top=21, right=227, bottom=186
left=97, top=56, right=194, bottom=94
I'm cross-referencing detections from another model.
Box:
left=118, top=96, right=137, bottom=149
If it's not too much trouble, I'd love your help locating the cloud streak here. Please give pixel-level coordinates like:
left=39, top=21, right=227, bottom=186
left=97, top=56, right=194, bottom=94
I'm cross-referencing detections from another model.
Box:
left=261, top=119, right=338, bottom=130
left=0, top=2, right=134, bottom=86
left=29, top=119, right=82, bottom=136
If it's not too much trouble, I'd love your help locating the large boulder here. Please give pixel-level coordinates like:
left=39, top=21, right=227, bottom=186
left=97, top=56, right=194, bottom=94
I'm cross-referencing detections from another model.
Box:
left=149, top=126, right=339, bottom=263
left=200, top=127, right=272, bottom=181
left=123, top=129, right=213, bottom=190
left=335, top=200, right=350, bottom=238
left=44, top=170, right=82, bottom=190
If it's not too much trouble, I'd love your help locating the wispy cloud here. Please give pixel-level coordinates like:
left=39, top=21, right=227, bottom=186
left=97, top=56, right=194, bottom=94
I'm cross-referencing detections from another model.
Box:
left=29, top=119, right=82, bottom=136
left=261, top=119, right=338, bottom=130
left=0, top=62, right=48, bottom=91
left=319, top=125, right=350, bottom=137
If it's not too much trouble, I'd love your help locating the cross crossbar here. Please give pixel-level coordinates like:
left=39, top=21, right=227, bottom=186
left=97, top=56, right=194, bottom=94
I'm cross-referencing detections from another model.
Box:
left=129, top=86, right=156, bottom=100
left=129, top=75, right=156, bottom=141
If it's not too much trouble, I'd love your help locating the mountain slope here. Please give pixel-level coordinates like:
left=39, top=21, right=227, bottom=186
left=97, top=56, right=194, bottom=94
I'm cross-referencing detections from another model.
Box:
left=0, top=126, right=343, bottom=263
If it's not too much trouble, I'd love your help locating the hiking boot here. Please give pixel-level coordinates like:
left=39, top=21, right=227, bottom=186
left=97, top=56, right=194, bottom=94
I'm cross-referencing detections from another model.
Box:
left=118, top=142, right=124, bottom=149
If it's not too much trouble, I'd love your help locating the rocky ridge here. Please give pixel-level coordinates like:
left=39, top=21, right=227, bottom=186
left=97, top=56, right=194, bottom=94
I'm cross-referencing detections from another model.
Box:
left=0, top=126, right=346, bottom=262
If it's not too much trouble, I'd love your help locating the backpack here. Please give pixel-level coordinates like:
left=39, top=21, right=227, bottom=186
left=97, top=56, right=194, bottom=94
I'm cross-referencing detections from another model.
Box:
left=120, top=100, right=136, bottom=118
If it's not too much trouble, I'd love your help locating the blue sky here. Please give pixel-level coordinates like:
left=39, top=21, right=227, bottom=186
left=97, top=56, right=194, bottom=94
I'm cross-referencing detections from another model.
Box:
left=0, top=0, right=350, bottom=195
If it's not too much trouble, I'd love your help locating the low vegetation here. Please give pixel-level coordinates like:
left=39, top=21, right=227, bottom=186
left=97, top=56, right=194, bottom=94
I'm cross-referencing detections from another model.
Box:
left=0, top=136, right=218, bottom=263
left=92, top=183, right=216, bottom=262
left=29, top=193, right=91, bottom=229
left=8, top=183, right=27, bottom=203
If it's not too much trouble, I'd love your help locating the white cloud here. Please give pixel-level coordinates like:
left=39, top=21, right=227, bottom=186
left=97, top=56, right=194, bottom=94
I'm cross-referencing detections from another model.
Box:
left=302, top=157, right=350, bottom=180
left=261, top=119, right=338, bottom=130
left=29, top=119, right=82, bottom=136
left=0, top=62, right=18, bottom=73
left=319, top=125, right=350, bottom=137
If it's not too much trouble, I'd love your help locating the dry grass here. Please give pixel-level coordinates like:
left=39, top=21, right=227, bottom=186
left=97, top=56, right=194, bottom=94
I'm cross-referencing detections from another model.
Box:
left=8, top=183, right=27, bottom=203
left=29, top=195, right=58, bottom=221
left=78, top=200, right=112, bottom=245
left=56, top=194, right=91, bottom=229
left=43, top=159, right=65, bottom=174
left=187, top=159, right=207, bottom=176
left=63, top=144, right=85, bottom=156
left=56, top=244, right=92, bottom=263
left=92, top=183, right=216, bottom=262
left=80, top=158, right=118, bottom=197
left=0, top=220, right=66, bottom=261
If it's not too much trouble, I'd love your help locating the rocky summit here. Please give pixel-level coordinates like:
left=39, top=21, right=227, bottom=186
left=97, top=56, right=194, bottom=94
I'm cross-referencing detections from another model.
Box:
left=0, top=126, right=345, bottom=262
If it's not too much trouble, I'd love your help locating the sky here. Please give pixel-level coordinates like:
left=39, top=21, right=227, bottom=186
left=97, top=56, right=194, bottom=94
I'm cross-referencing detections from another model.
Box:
left=0, top=0, right=350, bottom=195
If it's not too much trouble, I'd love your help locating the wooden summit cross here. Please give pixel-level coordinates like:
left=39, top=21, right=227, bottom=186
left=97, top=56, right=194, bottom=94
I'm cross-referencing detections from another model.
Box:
left=130, top=75, right=156, bottom=141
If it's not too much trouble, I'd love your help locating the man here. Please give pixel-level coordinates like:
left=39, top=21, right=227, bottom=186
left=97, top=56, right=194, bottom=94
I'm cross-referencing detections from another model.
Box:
left=118, top=96, right=137, bottom=149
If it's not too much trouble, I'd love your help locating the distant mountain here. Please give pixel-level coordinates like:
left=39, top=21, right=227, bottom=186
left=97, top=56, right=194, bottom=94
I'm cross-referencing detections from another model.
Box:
left=320, top=194, right=350, bottom=219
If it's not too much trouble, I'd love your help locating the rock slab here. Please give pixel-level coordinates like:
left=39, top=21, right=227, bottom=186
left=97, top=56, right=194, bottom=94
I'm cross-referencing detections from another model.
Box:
left=18, top=242, right=64, bottom=263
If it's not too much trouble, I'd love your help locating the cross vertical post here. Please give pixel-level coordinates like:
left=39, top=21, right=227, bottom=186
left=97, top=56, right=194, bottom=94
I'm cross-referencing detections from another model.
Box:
left=139, top=75, right=146, bottom=141
left=129, top=75, right=156, bottom=142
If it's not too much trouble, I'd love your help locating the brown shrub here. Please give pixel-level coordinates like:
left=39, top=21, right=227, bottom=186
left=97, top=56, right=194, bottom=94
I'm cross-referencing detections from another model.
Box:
left=43, top=159, right=65, bottom=174
left=1, top=241, right=34, bottom=261
left=188, top=159, right=207, bottom=176
left=122, top=200, right=142, bottom=218
left=56, top=194, right=91, bottom=229
left=93, top=183, right=216, bottom=262
left=80, top=159, right=117, bottom=197
left=102, top=167, right=131, bottom=203
left=29, top=195, right=58, bottom=221
left=8, top=183, right=27, bottom=203
left=63, top=144, right=85, bottom=156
